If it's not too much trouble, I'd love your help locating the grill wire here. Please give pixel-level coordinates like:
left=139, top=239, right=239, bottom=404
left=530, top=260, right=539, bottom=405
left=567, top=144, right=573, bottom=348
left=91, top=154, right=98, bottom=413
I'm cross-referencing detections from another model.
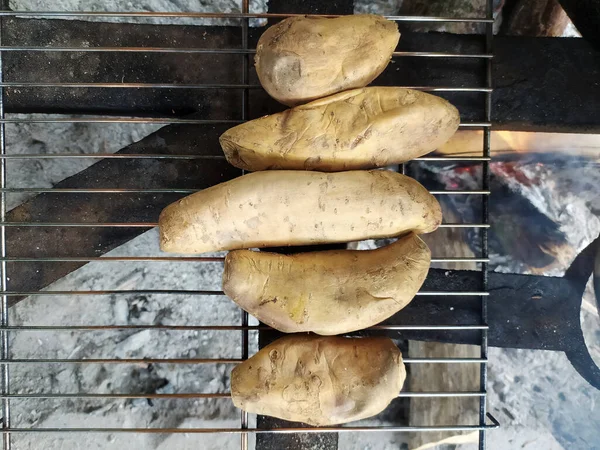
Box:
left=0, top=2, right=499, bottom=449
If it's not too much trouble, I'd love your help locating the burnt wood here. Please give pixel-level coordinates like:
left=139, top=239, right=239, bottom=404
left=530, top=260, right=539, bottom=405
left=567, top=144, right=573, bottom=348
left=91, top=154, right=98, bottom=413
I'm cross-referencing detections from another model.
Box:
left=493, top=35, right=600, bottom=132
left=558, top=0, right=600, bottom=49
left=3, top=18, right=486, bottom=123
left=3, top=18, right=599, bottom=130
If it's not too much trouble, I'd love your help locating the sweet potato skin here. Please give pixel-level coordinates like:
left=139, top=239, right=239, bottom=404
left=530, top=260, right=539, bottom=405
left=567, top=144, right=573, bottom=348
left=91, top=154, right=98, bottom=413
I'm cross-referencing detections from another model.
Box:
left=255, top=15, right=400, bottom=106
left=223, top=233, right=431, bottom=335
left=231, top=334, right=406, bottom=426
left=219, top=87, right=460, bottom=172
left=159, top=170, right=441, bottom=253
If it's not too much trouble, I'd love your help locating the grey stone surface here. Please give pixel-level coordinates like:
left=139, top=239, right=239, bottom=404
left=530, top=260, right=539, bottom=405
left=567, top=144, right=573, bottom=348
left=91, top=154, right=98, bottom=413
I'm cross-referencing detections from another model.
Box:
left=10, top=0, right=268, bottom=26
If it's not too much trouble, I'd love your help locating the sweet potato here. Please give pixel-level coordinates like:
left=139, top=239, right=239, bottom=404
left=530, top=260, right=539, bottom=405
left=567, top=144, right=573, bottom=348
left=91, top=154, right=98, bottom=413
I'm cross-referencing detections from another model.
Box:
left=255, top=15, right=400, bottom=106
left=219, top=87, right=460, bottom=172
left=223, top=233, right=430, bottom=335
left=231, top=334, right=406, bottom=425
left=159, top=170, right=441, bottom=253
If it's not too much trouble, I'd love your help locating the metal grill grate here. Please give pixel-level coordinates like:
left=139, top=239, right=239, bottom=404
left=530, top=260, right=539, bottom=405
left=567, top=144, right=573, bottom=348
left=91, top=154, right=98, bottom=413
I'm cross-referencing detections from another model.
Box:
left=0, top=2, right=498, bottom=449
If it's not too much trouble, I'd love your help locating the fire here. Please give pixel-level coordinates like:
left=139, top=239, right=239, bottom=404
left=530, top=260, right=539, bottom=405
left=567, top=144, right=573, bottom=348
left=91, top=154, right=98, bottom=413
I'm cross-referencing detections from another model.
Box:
left=490, top=161, right=539, bottom=187
left=438, top=130, right=600, bottom=159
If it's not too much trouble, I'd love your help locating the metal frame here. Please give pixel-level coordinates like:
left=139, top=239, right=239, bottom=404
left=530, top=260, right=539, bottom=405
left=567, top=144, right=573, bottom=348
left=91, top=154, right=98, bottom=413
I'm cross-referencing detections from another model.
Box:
left=0, top=118, right=492, bottom=125
left=0, top=1, right=9, bottom=448
left=0, top=49, right=493, bottom=60
left=0, top=3, right=498, bottom=449
left=0, top=11, right=494, bottom=22
left=240, top=2, right=250, bottom=448
left=479, top=0, right=494, bottom=448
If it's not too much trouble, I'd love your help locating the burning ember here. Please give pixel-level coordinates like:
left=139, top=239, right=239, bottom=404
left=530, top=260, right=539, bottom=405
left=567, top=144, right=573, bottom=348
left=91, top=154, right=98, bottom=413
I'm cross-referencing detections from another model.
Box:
left=416, top=131, right=600, bottom=275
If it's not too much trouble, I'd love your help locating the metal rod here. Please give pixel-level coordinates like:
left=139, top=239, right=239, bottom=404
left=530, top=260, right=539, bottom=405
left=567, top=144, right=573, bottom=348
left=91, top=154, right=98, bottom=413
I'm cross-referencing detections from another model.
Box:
left=0, top=390, right=486, bottom=399
left=430, top=190, right=489, bottom=195
left=0, top=256, right=227, bottom=262
left=0, top=118, right=489, bottom=126
left=0, top=290, right=488, bottom=297
left=0, top=358, right=244, bottom=364
left=0, top=155, right=491, bottom=161
left=403, top=358, right=487, bottom=363
left=2, top=393, right=231, bottom=399
left=0, top=2, right=10, bottom=447
left=0, top=47, right=492, bottom=59
left=0, top=423, right=499, bottom=433
left=431, top=257, right=488, bottom=262
left=0, top=188, right=491, bottom=195
left=0, top=47, right=256, bottom=54
left=398, top=391, right=486, bottom=398
left=0, top=11, right=495, bottom=23
left=0, top=222, right=490, bottom=228
left=0, top=324, right=489, bottom=331
left=0, top=154, right=227, bottom=160
left=459, top=122, right=492, bottom=127
left=0, top=357, right=487, bottom=365
left=5, top=188, right=216, bottom=193
left=417, top=156, right=490, bottom=161
left=0, top=118, right=243, bottom=124
left=1, top=82, right=261, bottom=89
left=417, top=291, right=488, bottom=296
left=393, top=51, right=492, bottom=58
left=439, top=223, right=490, bottom=228
left=240, top=1, right=250, bottom=448
left=0, top=257, right=488, bottom=263
left=0, top=222, right=158, bottom=227
left=0, top=82, right=493, bottom=91
left=480, top=0, right=494, bottom=447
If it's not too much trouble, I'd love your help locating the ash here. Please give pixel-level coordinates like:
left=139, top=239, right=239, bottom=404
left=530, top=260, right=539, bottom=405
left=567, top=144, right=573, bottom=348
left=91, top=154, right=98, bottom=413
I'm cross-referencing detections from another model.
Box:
left=10, top=0, right=269, bottom=26
left=5, top=115, right=260, bottom=448
left=9, top=228, right=252, bottom=449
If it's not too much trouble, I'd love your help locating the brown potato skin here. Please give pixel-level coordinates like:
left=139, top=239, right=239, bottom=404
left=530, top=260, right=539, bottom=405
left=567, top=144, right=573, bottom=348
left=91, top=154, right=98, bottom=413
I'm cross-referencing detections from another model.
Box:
left=255, top=15, right=400, bottom=106
left=159, top=170, right=441, bottom=253
left=231, top=334, right=406, bottom=426
left=219, top=87, right=460, bottom=172
left=223, top=233, right=430, bottom=335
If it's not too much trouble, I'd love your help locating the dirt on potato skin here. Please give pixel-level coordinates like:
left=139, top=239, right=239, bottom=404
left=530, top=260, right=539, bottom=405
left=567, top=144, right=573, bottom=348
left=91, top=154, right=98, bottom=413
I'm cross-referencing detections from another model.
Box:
left=159, top=170, right=441, bottom=254
left=223, top=233, right=431, bottom=335
left=231, top=335, right=406, bottom=426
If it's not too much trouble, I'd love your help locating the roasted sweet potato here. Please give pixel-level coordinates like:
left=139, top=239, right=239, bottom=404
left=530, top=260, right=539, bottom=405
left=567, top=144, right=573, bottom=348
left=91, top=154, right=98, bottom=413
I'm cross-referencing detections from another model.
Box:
left=255, top=15, right=400, bottom=106
left=159, top=170, right=441, bottom=253
left=219, top=87, right=460, bottom=172
left=223, top=233, right=430, bottom=334
left=231, top=334, right=406, bottom=425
